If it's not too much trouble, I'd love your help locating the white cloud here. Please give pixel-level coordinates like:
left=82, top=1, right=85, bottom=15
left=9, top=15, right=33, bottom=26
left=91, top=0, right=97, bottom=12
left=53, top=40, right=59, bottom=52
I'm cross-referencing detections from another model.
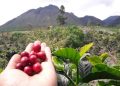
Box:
left=85, top=0, right=113, bottom=6
left=0, top=0, right=120, bottom=25
left=63, top=0, right=120, bottom=20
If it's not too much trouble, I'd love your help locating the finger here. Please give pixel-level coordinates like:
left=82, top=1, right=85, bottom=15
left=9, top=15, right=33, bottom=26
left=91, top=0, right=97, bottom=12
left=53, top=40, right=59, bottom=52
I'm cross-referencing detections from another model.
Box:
left=44, top=47, right=52, bottom=62
left=25, top=43, right=33, bottom=53
left=34, top=40, right=41, bottom=45
left=6, top=54, right=21, bottom=70
left=40, top=47, right=53, bottom=72
left=41, top=42, right=46, bottom=51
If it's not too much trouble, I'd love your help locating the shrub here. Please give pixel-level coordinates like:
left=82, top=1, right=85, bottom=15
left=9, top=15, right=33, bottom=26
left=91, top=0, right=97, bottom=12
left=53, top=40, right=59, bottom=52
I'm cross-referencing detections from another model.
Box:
left=0, top=58, right=8, bottom=69
left=65, top=27, right=84, bottom=48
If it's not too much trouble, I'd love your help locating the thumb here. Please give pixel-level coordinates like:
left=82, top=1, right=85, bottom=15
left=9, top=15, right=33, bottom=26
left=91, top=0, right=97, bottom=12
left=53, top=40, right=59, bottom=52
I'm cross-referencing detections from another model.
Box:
left=5, top=43, right=33, bottom=70
left=45, top=47, right=52, bottom=62
left=5, top=54, right=21, bottom=70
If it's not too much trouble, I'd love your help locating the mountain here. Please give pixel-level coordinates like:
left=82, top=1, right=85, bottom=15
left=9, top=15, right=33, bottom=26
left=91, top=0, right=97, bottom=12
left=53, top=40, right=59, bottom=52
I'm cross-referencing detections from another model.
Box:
left=0, top=5, right=59, bottom=31
left=0, top=5, right=81, bottom=31
left=1, top=5, right=120, bottom=31
left=103, top=16, right=120, bottom=26
left=79, top=15, right=103, bottom=26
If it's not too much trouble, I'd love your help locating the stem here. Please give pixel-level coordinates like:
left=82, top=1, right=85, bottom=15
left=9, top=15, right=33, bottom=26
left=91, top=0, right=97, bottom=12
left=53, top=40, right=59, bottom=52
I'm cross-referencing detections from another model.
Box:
left=76, top=64, right=79, bottom=86
left=63, top=71, right=76, bottom=86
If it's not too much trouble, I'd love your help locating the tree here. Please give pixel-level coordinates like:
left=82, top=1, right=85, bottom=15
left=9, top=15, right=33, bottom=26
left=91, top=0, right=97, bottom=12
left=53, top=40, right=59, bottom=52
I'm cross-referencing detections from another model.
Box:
left=57, top=5, right=67, bottom=25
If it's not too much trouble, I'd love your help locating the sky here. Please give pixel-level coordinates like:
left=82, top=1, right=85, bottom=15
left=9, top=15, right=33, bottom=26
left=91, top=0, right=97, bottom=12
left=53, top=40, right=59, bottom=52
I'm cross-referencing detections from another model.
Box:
left=0, top=0, right=120, bottom=25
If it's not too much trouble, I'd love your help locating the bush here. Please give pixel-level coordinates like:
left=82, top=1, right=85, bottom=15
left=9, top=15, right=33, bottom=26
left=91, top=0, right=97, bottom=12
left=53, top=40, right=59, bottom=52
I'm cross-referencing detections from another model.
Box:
left=65, top=27, right=84, bottom=48
left=0, top=58, right=8, bottom=69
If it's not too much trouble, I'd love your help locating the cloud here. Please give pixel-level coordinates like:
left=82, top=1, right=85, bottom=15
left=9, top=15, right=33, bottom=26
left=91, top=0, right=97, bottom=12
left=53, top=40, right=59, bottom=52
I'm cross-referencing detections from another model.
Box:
left=62, top=0, right=119, bottom=20
left=101, top=0, right=113, bottom=6
left=80, top=0, right=113, bottom=9
left=93, top=0, right=113, bottom=6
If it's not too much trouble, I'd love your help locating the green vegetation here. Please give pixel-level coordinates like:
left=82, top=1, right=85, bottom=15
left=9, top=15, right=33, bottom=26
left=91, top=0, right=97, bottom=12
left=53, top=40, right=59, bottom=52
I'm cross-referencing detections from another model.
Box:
left=0, top=25, right=120, bottom=85
left=0, top=68, right=3, bottom=73
left=53, top=43, right=93, bottom=85
left=52, top=42, right=120, bottom=86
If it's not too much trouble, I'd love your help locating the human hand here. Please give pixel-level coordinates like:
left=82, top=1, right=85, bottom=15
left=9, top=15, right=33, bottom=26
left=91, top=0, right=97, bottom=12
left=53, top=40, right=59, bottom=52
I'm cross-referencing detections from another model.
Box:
left=0, top=41, right=57, bottom=86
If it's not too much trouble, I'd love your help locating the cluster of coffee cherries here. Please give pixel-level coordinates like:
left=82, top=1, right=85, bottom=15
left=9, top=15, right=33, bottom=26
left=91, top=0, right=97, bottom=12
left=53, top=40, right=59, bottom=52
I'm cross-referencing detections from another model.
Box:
left=16, top=42, right=46, bottom=76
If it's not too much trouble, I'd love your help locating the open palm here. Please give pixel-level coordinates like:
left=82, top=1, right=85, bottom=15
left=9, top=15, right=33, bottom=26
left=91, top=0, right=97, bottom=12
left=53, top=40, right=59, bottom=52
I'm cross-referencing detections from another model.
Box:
left=0, top=41, right=57, bottom=86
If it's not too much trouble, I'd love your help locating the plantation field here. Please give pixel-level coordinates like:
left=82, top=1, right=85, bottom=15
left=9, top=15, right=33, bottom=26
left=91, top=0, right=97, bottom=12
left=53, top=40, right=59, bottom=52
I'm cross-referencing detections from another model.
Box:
left=0, top=25, right=120, bottom=85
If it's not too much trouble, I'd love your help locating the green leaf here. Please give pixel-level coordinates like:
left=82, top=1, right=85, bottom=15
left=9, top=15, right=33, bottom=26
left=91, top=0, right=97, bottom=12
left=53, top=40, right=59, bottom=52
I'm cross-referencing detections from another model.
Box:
left=113, top=66, right=120, bottom=70
left=100, top=53, right=108, bottom=62
left=97, top=81, right=107, bottom=86
left=69, top=63, right=76, bottom=70
left=97, top=80, right=120, bottom=86
left=86, top=56, right=102, bottom=66
left=53, top=48, right=80, bottom=64
left=52, top=56, right=64, bottom=71
left=80, top=43, right=93, bottom=57
left=82, top=64, right=120, bottom=82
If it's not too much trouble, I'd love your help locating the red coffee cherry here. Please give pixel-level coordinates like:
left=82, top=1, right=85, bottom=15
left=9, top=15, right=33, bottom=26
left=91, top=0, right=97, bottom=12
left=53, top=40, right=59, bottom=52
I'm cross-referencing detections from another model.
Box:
left=33, top=43, right=41, bottom=53
left=37, top=51, right=46, bottom=61
left=16, top=63, right=23, bottom=70
left=24, top=66, right=33, bottom=76
left=20, top=51, right=29, bottom=57
left=29, top=51, right=36, bottom=56
left=33, top=62, right=42, bottom=73
left=29, top=55, right=38, bottom=64
left=20, top=56, right=29, bottom=67
left=16, top=42, right=47, bottom=76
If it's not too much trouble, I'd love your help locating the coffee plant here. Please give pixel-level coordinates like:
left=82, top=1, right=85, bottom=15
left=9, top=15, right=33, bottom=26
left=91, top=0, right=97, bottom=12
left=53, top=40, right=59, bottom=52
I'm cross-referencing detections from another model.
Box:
left=52, top=43, right=120, bottom=86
